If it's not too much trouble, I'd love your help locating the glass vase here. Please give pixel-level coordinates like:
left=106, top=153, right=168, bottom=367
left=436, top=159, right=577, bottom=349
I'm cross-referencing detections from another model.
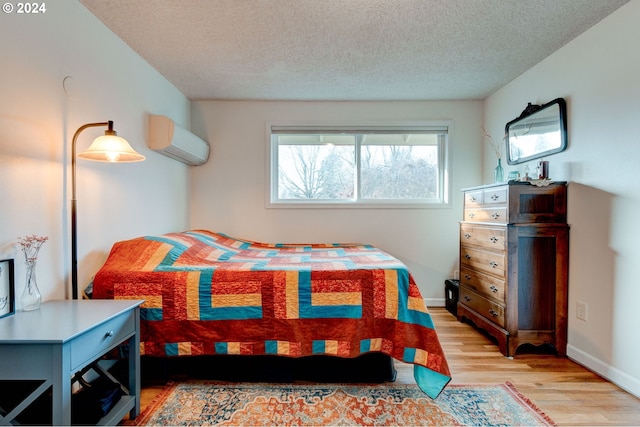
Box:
left=22, top=259, right=42, bottom=311
left=494, top=158, right=504, bottom=183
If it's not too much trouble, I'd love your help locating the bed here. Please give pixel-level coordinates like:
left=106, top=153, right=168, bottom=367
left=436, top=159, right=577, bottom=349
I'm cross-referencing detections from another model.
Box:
left=91, top=230, right=451, bottom=398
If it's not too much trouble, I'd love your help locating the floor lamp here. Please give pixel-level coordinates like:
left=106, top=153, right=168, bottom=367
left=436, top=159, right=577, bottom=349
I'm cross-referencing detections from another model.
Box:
left=71, top=121, right=145, bottom=299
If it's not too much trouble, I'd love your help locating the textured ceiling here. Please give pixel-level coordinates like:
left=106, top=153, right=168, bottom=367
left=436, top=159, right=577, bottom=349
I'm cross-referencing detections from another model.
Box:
left=80, top=0, right=628, bottom=101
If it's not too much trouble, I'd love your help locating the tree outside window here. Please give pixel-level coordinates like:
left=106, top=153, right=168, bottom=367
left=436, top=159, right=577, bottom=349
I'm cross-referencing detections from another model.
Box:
left=270, top=126, right=448, bottom=207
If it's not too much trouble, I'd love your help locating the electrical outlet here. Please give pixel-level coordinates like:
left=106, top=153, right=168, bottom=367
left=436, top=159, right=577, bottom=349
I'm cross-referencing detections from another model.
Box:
left=576, top=301, right=588, bottom=321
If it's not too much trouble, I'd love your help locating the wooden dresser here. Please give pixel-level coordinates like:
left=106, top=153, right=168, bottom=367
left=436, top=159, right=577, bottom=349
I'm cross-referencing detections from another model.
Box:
left=458, top=181, right=569, bottom=357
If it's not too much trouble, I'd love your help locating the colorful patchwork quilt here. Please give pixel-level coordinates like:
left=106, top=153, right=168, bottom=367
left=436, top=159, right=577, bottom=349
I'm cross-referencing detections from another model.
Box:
left=92, top=230, right=451, bottom=398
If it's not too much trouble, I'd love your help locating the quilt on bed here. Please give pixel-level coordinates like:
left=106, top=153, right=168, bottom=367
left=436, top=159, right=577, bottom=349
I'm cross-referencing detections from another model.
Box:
left=92, top=230, right=451, bottom=398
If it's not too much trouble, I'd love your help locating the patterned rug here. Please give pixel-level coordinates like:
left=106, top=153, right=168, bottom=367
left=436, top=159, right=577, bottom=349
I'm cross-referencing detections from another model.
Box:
left=131, top=382, right=556, bottom=426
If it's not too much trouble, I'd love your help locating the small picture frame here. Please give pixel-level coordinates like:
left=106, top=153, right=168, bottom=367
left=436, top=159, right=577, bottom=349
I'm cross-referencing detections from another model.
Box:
left=0, top=258, right=15, bottom=319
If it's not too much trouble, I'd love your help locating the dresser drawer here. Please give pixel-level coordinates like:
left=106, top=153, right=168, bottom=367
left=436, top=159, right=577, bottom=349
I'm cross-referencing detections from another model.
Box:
left=464, top=207, right=507, bottom=224
left=460, top=247, right=506, bottom=278
left=483, top=187, right=507, bottom=205
left=459, top=286, right=505, bottom=328
left=464, top=190, right=483, bottom=207
left=460, top=266, right=505, bottom=303
left=70, top=310, right=135, bottom=371
left=460, top=224, right=506, bottom=251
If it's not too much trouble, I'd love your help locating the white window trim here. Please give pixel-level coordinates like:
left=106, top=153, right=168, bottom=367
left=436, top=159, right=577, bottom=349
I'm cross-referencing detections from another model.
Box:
left=265, top=121, right=452, bottom=209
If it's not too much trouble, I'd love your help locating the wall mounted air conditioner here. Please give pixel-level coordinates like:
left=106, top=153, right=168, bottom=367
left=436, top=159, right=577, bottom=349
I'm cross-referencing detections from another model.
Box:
left=148, top=114, right=210, bottom=166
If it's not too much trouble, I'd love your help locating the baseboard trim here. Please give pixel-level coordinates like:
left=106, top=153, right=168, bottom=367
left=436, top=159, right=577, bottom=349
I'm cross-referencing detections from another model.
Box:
left=425, top=297, right=445, bottom=308
left=567, top=344, right=640, bottom=398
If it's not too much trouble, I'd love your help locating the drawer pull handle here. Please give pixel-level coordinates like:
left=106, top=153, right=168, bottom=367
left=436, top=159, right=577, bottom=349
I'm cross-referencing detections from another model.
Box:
left=464, top=233, right=471, bottom=239
left=490, top=194, right=499, bottom=201
left=465, top=254, right=472, bottom=260
left=489, top=261, right=499, bottom=268
left=491, top=212, right=500, bottom=219
left=490, top=285, right=498, bottom=293
left=464, top=296, right=471, bottom=302
left=105, top=331, right=114, bottom=338
left=464, top=274, right=472, bottom=281
left=490, top=236, right=498, bottom=243
left=489, top=309, right=499, bottom=317
left=468, top=212, right=475, bottom=219
left=470, top=196, right=477, bottom=202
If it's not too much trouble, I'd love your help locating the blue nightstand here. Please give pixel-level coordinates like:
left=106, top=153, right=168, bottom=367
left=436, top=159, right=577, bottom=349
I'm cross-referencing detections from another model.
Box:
left=0, top=299, right=143, bottom=425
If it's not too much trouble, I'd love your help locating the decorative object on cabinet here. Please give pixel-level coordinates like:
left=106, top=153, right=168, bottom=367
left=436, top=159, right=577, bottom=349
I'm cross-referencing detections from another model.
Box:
left=70, top=121, right=145, bottom=299
left=529, top=179, right=554, bottom=187
left=537, top=160, right=549, bottom=179
left=505, top=98, right=567, bottom=165
left=482, top=126, right=505, bottom=183
left=0, top=259, right=15, bottom=319
left=458, top=182, right=569, bottom=357
left=17, top=235, right=47, bottom=311
left=494, top=158, right=504, bottom=183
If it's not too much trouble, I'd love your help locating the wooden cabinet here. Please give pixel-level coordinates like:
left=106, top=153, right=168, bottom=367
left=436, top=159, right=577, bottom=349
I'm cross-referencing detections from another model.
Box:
left=458, top=182, right=569, bottom=357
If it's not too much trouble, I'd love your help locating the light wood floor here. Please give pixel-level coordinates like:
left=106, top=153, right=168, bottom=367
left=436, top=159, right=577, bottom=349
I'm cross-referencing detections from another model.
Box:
left=135, top=308, right=640, bottom=426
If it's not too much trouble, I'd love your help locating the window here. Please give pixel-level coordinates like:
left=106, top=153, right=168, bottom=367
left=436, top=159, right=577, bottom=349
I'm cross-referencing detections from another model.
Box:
left=269, top=124, right=449, bottom=207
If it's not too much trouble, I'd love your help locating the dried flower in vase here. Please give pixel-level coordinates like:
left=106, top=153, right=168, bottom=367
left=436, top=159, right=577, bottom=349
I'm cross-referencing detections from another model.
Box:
left=481, top=127, right=506, bottom=159
left=18, top=235, right=47, bottom=311
left=18, top=235, right=48, bottom=263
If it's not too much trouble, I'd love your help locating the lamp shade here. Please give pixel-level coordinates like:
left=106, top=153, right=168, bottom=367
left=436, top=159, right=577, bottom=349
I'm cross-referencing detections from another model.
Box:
left=78, top=134, right=145, bottom=162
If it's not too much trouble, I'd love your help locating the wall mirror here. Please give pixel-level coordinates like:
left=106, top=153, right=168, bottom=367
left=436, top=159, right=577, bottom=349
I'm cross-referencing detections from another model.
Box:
left=505, top=97, right=567, bottom=165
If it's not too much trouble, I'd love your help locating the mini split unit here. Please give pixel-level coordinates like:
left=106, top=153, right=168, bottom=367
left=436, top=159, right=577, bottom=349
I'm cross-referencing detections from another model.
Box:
left=148, top=114, right=210, bottom=165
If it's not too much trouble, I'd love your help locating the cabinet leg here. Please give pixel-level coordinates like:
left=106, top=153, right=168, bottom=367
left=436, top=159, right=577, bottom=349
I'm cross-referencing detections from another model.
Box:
left=457, top=304, right=510, bottom=357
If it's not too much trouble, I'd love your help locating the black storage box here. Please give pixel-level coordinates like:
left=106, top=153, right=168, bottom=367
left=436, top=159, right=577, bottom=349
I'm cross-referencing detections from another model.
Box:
left=444, top=279, right=459, bottom=316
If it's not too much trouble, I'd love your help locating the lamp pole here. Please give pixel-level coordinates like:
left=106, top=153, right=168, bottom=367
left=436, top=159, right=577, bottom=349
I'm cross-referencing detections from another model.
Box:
left=71, top=122, right=110, bottom=300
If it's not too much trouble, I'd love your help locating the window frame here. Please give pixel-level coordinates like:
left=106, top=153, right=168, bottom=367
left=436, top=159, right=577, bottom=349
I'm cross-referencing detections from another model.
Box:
left=266, top=122, right=451, bottom=209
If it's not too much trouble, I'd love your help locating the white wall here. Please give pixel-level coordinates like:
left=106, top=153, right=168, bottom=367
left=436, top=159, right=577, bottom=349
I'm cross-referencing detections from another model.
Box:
left=0, top=0, right=191, bottom=304
left=190, top=100, right=482, bottom=301
left=484, top=1, right=640, bottom=397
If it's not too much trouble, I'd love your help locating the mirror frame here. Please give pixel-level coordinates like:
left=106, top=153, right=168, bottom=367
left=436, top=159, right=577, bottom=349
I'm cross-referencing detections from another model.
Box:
left=505, top=97, right=567, bottom=165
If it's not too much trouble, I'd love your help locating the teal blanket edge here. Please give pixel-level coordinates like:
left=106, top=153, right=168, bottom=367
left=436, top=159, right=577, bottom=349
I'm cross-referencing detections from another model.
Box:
left=414, top=364, right=451, bottom=399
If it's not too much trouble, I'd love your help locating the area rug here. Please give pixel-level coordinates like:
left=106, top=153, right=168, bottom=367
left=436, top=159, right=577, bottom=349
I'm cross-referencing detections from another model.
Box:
left=131, top=382, right=555, bottom=426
